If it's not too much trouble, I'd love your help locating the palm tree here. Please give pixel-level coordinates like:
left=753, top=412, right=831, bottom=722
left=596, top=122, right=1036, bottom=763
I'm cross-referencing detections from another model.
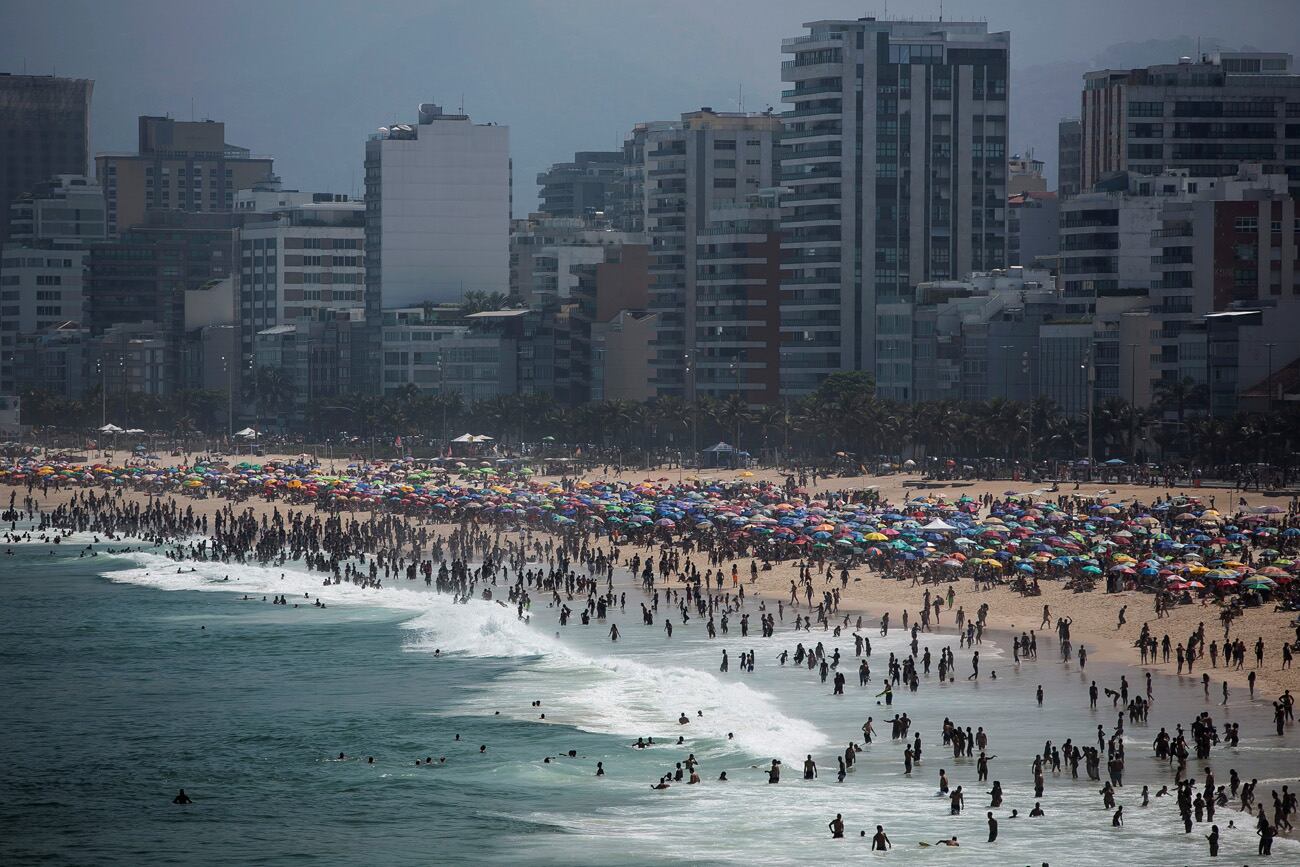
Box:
left=1153, top=377, right=1208, bottom=425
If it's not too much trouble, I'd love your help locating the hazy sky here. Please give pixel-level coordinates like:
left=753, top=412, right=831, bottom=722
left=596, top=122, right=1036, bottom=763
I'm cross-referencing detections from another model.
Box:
left=4, top=0, right=1299, bottom=213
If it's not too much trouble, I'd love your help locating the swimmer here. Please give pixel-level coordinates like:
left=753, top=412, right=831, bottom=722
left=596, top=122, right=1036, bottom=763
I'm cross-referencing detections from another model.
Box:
left=172, top=788, right=193, bottom=804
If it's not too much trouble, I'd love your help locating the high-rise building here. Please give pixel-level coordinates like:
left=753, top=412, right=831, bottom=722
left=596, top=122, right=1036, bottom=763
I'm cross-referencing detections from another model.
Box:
left=95, top=116, right=274, bottom=236
left=84, top=211, right=240, bottom=395
left=1150, top=164, right=1296, bottom=391
left=0, top=74, right=93, bottom=245
left=694, top=189, right=784, bottom=405
left=235, top=194, right=364, bottom=369
left=638, top=108, right=781, bottom=398
left=1080, top=52, right=1300, bottom=199
left=1007, top=191, right=1058, bottom=267
left=569, top=243, right=652, bottom=404
left=363, top=103, right=510, bottom=390
left=536, top=151, right=625, bottom=222
left=1058, top=118, right=1082, bottom=199
left=778, top=18, right=1011, bottom=400
left=0, top=174, right=105, bottom=394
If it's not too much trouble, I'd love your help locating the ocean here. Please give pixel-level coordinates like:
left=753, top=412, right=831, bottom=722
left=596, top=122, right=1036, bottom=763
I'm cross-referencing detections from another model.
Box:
left=2, top=531, right=1298, bottom=865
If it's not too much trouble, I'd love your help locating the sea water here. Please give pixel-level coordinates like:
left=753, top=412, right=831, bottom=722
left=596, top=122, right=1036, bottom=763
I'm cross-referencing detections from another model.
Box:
left=2, top=533, right=1298, bottom=865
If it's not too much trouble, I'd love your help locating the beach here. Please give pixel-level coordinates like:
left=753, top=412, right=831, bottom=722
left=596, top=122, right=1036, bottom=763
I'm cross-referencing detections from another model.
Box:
left=4, top=456, right=1300, bottom=864
left=17, top=459, right=1300, bottom=699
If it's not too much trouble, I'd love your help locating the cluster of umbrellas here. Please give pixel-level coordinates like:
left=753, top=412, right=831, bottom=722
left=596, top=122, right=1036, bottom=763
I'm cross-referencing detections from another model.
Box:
left=4, top=455, right=1297, bottom=598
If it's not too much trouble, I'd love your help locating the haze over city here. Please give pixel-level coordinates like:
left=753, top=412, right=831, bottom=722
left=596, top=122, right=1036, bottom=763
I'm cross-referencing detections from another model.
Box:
left=5, top=0, right=1299, bottom=209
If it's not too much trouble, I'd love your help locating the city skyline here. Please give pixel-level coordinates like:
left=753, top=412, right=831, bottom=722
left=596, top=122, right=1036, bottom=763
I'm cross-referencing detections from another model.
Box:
left=4, top=0, right=1299, bottom=214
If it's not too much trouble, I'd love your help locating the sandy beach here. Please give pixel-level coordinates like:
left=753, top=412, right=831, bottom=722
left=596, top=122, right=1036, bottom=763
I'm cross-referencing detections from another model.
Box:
left=12, top=456, right=1300, bottom=701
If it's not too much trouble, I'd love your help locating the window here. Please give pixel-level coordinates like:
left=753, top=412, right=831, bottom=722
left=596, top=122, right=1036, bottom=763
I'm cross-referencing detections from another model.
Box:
left=713, top=178, right=736, bottom=188
left=35, top=275, right=62, bottom=286
left=1233, top=268, right=1257, bottom=288
left=746, top=139, right=761, bottom=146
left=714, top=159, right=735, bottom=168
left=303, top=256, right=322, bottom=266
left=713, top=140, right=736, bottom=150
left=1234, top=216, right=1258, bottom=232
left=1128, top=101, right=1163, bottom=118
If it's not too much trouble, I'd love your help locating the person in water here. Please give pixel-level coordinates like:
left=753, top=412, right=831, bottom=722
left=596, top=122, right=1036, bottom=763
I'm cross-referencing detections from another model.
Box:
left=172, top=789, right=193, bottom=804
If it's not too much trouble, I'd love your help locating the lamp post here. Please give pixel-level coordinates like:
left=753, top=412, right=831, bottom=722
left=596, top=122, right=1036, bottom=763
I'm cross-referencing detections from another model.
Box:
left=684, top=352, right=696, bottom=469
left=1000, top=344, right=1014, bottom=399
left=1266, top=342, right=1277, bottom=412
left=220, top=354, right=234, bottom=441
left=1128, top=343, right=1139, bottom=461
left=437, top=347, right=448, bottom=451
left=1083, top=352, right=1095, bottom=481
left=728, top=357, right=742, bottom=456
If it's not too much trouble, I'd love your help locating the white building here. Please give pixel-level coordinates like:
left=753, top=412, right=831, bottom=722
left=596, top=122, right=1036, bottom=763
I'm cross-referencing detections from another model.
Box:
left=779, top=18, right=1011, bottom=399
left=635, top=108, right=782, bottom=398
left=364, top=103, right=510, bottom=308
left=0, top=174, right=105, bottom=393
left=236, top=198, right=365, bottom=364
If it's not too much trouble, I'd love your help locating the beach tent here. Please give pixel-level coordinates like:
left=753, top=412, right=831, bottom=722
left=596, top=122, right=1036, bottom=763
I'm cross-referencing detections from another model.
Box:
left=701, top=442, right=737, bottom=469
left=921, top=518, right=958, bottom=531
left=451, top=433, right=477, bottom=443
left=235, top=427, right=258, bottom=438
left=98, top=423, right=124, bottom=433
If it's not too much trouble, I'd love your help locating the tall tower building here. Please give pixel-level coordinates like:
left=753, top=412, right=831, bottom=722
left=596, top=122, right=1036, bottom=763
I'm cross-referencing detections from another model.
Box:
left=639, top=108, right=781, bottom=398
left=1058, top=118, right=1082, bottom=199
left=1081, top=52, right=1300, bottom=198
left=362, top=103, right=510, bottom=390
left=0, top=74, right=93, bottom=245
left=536, top=151, right=625, bottom=222
left=778, top=18, right=1010, bottom=400
left=95, top=116, right=273, bottom=236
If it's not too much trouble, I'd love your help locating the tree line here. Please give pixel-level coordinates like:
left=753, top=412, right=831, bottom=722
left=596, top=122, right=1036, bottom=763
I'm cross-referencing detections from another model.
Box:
left=16, top=372, right=1296, bottom=468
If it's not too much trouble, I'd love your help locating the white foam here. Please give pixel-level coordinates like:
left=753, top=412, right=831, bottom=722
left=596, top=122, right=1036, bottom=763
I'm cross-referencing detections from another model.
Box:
left=103, top=552, right=827, bottom=762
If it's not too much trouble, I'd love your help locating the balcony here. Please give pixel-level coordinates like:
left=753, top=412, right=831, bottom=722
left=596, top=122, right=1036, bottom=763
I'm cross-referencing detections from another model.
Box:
left=781, top=82, right=844, bottom=100
left=783, top=103, right=844, bottom=120
left=781, top=32, right=844, bottom=49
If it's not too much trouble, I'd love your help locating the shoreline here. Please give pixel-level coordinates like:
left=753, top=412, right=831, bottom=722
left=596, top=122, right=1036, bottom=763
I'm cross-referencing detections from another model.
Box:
left=11, top=479, right=1299, bottom=702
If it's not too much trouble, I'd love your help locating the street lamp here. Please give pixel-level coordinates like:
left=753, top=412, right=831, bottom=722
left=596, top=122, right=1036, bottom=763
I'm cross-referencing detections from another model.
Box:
left=728, top=356, right=743, bottom=459
left=684, top=352, right=697, bottom=469
left=1083, top=352, right=1095, bottom=481
left=1128, top=343, right=1139, bottom=461
left=1266, top=342, right=1277, bottom=412
left=219, top=354, right=234, bottom=440
left=1000, top=344, right=1014, bottom=399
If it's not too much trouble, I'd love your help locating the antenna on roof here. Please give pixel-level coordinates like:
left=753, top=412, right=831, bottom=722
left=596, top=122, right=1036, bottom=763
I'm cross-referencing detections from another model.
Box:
left=938, top=0, right=943, bottom=21
left=459, top=93, right=464, bottom=114
left=738, top=83, right=744, bottom=113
